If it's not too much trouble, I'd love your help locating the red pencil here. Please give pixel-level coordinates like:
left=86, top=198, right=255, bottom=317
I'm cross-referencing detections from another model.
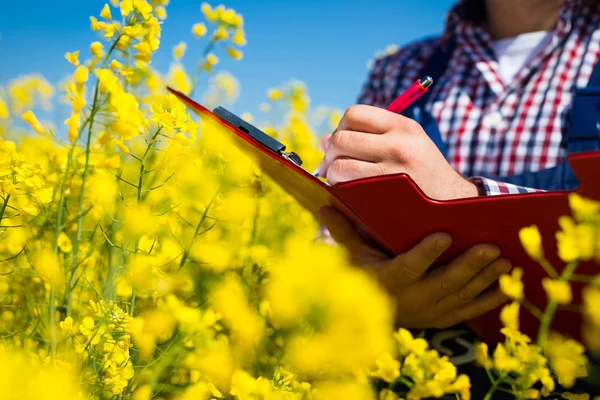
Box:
left=386, top=75, right=433, bottom=114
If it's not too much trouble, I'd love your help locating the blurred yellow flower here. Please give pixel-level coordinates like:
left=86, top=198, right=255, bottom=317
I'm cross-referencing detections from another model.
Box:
left=0, top=98, right=9, bottom=119
left=100, top=3, right=112, bottom=20
left=108, top=59, right=123, bottom=69
left=173, top=41, right=187, bottom=60
left=474, top=342, right=493, bottom=368
left=569, top=193, right=600, bottom=222
left=583, top=286, right=600, bottom=327
left=192, top=22, right=208, bottom=38
left=499, top=267, right=524, bottom=301
left=58, top=231, right=73, bottom=253
left=90, top=41, right=104, bottom=58
left=65, top=50, right=80, bottom=66
left=500, top=301, right=520, bottom=331
left=542, top=278, right=572, bottom=305
left=519, top=225, right=543, bottom=260
left=371, top=353, right=400, bottom=383
left=155, top=5, right=167, bottom=19
left=59, top=316, right=75, bottom=333
left=227, top=46, right=243, bottom=60
left=213, top=25, right=229, bottom=41
left=73, top=65, right=89, bottom=86
left=232, top=28, right=247, bottom=46
left=556, top=216, right=596, bottom=262
left=267, top=88, right=284, bottom=101
left=21, top=110, right=45, bottom=134
left=544, top=333, right=588, bottom=388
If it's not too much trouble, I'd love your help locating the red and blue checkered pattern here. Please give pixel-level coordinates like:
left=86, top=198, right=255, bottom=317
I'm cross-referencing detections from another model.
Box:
left=358, top=0, right=600, bottom=195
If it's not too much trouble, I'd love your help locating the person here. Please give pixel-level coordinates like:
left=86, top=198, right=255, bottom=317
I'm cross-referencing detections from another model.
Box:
left=317, top=0, right=600, bottom=396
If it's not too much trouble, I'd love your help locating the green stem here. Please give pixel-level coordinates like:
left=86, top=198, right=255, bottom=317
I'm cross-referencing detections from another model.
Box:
left=137, top=128, right=162, bottom=204
left=49, top=285, right=56, bottom=361
left=483, top=372, right=508, bottom=400
left=178, top=193, right=218, bottom=269
left=53, top=146, right=75, bottom=256
left=536, top=260, right=579, bottom=345
left=0, top=195, right=11, bottom=221
left=66, top=83, right=100, bottom=317
left=189, top=40, right=217, bottom=97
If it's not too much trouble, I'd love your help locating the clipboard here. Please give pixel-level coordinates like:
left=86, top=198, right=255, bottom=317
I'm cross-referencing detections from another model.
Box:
left=168, top=86, right=600, bottom=344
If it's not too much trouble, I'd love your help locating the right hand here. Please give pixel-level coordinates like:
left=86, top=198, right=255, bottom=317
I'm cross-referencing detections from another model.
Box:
left=319, top=206, right=511, bottom=329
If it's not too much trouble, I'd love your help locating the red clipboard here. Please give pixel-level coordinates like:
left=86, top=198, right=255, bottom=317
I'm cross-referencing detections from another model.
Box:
left=169, top=86, right=600, bottom=344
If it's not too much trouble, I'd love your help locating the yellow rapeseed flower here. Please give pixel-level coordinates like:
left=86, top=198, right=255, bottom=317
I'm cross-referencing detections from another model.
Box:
left=556, top=216, right=596, bottom=262
left=108, top=59, right=123, bottom=69
left=90, top=41, right=104, bottom=58
left=173, top=41, right=187, bottom=60
left=100, top=3, right=112, bottom=20
left=154, top=5, right=167, bottom=19
left=493, top=342, right=520, bottom=371
left=371, top=353, right=400, bottom=383
left=65, top=112, right=80, bottom=142
left=542, top=278, right=572, bottom=305
left=59, top=316, right=75, bottom=333
left=500, top=301, right=520, bottom=331
left=583, top=286, right=600, bottom=327
left=0, top=98, right=9, bottom=119
left=21, top=110, right=45, bottom=134
left=267, top=88, right=284, bottom=101
left=569, top=193, right=600, bottom=222
left=544, top=333, right=588, bottom=388
left=201, top=2, right=218, bottom=22
left=192, top=22, right=207, bottom=38
left=65, top=50, right=80, bottom=66
left=227, top=46, right=243, bottom=60
left=203, top=53, right=219, bottom=72
left=73, top=65, right=89, bottom=86
left=519, top=225, right=543, bottom=260
left=474, top=342, right=493, bottom=368
left=213, top=26, right=229, bottom=41
left=232, top=28, right=247, bottom=46
left=499, top=267, right=524, bottom=301
left=58, top=231, right=73, bottom=253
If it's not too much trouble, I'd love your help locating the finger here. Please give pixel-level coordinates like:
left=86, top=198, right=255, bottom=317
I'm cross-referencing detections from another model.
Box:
left=337, top=104, right=401, bottom=134
left=423, top=243, right=501, bottom=300
left=435, top=289, right=509, bottom=329
left=436, top=257, right=512, bottom=310
left=318, top=130, right=385, bottom=175
left=321, top=133, right=333, bottom=152
left=325, top=157, right=384, bottom=186
left=318, top=206, right=369, bottom=253
left=379, top=233, right=452, bottom=289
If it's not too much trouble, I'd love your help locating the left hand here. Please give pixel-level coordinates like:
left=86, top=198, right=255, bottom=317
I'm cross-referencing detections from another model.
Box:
left=317, top=105, right=480, bottom=200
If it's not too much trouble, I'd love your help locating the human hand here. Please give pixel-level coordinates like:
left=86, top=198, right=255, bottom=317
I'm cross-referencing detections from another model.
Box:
left=319, top=206, right=511, bottom=329
left=317, top=105, right=479, bottom=200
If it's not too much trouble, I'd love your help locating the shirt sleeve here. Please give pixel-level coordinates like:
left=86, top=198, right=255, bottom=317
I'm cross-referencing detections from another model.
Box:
left=469, top=177, right=546, bottom=195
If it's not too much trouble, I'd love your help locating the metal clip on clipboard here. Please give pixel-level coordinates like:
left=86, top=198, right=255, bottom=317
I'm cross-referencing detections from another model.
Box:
left=213, top=107, right=303, bottom=167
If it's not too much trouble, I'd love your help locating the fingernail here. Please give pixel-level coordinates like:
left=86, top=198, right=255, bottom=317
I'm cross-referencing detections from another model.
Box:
left=482, top=250, right=500, bottom=262
left=436, top=236, right=451, bottom=250
left=314, top=161, right=323, bottom=177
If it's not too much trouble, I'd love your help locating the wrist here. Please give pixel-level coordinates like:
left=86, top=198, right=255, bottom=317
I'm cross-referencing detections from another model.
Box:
left=453, top=176, right=481, bottom=199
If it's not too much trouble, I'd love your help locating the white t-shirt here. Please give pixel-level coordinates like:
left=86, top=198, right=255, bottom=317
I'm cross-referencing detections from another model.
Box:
left=493, top=31, right=553, bottom=84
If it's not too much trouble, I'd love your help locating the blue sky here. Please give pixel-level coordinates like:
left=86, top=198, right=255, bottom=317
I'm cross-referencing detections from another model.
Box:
left=0, top=0, right=455, bottom=118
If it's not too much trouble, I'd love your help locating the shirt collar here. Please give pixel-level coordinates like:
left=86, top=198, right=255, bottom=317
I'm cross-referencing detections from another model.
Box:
left=441, top=0, right=590, bottom=47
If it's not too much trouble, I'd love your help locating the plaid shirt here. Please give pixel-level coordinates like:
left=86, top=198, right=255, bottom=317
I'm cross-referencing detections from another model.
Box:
left=357, top=0, right=600, bottom=195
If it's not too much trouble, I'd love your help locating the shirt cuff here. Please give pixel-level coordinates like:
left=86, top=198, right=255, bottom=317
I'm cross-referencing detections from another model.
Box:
left=469, top=177, right=546, bottom=196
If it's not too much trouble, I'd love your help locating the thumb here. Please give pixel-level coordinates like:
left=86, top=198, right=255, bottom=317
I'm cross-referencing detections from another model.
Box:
left=318, top=206, right=368, bottom=252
